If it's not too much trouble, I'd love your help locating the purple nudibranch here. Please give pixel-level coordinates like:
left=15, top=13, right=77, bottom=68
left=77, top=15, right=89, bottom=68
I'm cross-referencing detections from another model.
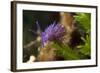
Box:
left=41, top=22, right=66, bottom=46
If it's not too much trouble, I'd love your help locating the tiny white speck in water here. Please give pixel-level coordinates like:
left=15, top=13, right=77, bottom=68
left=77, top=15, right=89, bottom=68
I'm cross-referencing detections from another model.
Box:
left=37, top=36, right=41, bottom=42
left=27, top=55, right=36, bottom=63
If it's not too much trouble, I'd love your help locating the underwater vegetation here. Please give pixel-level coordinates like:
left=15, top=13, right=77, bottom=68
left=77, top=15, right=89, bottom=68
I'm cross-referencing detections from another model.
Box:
left=23, top=11, right=91, bottom=62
